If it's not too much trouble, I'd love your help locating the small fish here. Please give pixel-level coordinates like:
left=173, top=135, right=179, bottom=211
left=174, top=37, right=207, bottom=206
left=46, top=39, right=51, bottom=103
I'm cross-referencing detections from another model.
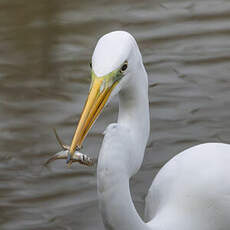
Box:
left=45, top=128, right=94, bottom=167
left=45, top=149, right=94, bottom=167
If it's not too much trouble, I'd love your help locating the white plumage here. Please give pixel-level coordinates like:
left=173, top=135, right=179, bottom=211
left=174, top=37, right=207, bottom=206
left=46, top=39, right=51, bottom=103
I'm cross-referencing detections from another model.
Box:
left=70, top=31, right=230, bottom=230
left=146, top=143, right=230, bottom=230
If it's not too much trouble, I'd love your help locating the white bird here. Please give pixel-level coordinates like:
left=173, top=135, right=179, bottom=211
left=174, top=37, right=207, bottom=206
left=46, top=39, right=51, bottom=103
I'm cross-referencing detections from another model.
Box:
left=63, top=31, right=230, bottom=230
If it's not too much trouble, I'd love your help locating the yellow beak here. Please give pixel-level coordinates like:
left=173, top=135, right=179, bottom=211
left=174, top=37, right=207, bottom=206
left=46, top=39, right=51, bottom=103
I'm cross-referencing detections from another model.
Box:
left=68, top=72, right=118, bottom=164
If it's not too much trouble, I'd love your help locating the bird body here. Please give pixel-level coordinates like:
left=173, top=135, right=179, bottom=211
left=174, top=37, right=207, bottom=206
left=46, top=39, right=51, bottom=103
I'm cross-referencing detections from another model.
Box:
left=65, top=31, right=230, bottom=230
left=146, top=143, right=230, bottom=230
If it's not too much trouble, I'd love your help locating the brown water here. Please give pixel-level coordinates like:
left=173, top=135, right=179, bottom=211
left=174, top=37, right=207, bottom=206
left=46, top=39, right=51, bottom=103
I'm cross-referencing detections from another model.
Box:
left=1, top=0, right=230, bottom=229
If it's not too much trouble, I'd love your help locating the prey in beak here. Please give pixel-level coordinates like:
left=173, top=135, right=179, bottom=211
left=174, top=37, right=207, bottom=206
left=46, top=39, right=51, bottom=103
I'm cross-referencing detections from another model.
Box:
left=46, top=64, right=124, bottom=167
left=45, top=128, right=94, bottom=167
left=67, top=68, right=123, bottom=166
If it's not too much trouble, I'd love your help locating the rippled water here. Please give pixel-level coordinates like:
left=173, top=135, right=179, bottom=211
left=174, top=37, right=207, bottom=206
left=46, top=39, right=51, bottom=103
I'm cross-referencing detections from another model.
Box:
left=1, top=0, right=230, bottom=229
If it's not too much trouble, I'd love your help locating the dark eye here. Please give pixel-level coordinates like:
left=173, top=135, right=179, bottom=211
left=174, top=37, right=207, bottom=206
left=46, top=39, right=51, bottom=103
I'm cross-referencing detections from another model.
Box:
left=121, top=62, right=128, bottom=72
left=89, top=61, right=92, bottom=68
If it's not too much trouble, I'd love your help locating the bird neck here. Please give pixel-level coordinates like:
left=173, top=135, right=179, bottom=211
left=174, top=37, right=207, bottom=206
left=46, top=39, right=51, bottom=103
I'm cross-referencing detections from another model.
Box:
left=97, top=65, right=151, bottom=230
left=118, top=65, right=150, bottom=174
left=118, top=64, right=149, bottom=132
left=97, top=172, right=151, bottom=230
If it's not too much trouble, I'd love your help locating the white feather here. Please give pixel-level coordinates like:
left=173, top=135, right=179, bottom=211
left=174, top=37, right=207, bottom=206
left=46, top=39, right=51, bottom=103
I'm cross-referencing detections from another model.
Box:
left=91, top=31, right=230, bottom=230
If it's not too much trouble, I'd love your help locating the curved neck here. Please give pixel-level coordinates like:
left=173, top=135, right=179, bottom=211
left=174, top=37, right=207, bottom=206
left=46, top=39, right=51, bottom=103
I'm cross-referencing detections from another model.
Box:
left=118, top=64, right=150, bottom=175
left=97, top=172, right=150, bottom=230
left=97, top=64, right=150, bottom=230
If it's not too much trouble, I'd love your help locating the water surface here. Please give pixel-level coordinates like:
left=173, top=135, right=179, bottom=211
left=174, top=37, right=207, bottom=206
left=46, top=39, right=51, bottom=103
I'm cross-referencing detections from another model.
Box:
left=1, top=0, right=230, bottom=229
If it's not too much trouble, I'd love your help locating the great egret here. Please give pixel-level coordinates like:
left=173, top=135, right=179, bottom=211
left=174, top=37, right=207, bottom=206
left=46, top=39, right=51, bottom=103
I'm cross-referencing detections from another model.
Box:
left=49, top=31, right=230, bottom=230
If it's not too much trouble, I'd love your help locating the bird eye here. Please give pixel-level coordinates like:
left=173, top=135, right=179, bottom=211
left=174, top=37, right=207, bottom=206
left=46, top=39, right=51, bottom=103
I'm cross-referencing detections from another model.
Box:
left=89, top=61, right=92, bottom=68
left=121, top=62, right=128, bottom=72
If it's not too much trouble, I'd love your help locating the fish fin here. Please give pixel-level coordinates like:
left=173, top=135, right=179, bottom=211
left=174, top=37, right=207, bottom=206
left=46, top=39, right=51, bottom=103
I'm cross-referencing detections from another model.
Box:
left=53, top=128, right=69, bottom=150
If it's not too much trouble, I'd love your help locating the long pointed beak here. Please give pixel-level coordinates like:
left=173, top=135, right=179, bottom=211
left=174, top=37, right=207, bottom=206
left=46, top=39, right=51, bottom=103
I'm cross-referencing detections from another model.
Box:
left=68, top=73, right=118, bottom=163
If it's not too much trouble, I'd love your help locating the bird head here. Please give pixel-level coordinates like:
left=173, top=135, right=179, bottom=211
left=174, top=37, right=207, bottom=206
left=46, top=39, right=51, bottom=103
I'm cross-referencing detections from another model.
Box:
left=68, top=31, right=143, bottom=164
